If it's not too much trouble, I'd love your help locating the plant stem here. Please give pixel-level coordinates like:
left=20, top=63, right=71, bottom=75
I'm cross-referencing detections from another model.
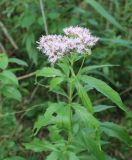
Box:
left=17, top=71, right=36, bottom=80
left=77, top=56, right=86, bottom=75
left=68, top=79, right=73, bottom=104
left=67, top=57, right=74, bottom=144
left=0, top=94, right=2, bottom=114
left=39, top=0, right=48, bottom=35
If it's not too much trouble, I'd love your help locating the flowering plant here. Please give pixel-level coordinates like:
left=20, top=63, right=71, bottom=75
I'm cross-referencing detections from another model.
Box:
left=25, top=27, right=131, bottom=160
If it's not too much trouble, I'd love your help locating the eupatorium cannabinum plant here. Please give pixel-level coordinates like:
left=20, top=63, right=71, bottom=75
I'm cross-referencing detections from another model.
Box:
left=24, top=26, right=131, bottom=160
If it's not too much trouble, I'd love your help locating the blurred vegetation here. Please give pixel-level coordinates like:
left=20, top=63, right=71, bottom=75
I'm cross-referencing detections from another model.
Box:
left=0, top=0, right=132, bottom=160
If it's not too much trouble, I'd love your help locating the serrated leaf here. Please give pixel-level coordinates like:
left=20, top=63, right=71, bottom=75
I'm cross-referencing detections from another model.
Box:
left=101, top=122, right=131, bottom=145
left=0, top=53, right=8, bottom=69
left=33, top=114, right=51, bottom=135
left=9, top=58, right=28, bottom=66
left=81, top=75, right=128, bottom=112
left=33, top=103, right=70, bottom=135
left=2, top=86, right=22, bottom=101
left=85, top=0, right=123, bottom=30
left=36, top=67, right=63, bottom=77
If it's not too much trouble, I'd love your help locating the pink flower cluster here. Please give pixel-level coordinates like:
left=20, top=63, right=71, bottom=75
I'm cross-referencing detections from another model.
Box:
left=37, top=26, right=99, bottom=63
left=63, top=26, right=99, bottom=47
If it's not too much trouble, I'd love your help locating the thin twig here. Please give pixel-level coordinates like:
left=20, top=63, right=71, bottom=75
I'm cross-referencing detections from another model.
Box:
left=17, top=72, right=36, bottom=80
left=0, top=21, right=18, bottom=50
left=0, top=103, right=45, bottom=118
left=120, top=86, right=132, bottom=96
left=29, top=85, right=39, bottom=100
left=39, top=0, right=48, bottom=35
left=27, top=0, right=49, bottom=104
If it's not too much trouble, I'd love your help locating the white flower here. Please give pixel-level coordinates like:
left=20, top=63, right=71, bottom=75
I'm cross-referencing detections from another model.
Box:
left=37, top=26, right=99, bottom=63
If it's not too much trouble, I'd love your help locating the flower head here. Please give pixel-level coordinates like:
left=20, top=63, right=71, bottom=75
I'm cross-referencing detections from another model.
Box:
left=63, top=26, right=99, bottom=47
left=37, top=26, right=99, bottom=63
left=37, top=35, right=70, bottom=63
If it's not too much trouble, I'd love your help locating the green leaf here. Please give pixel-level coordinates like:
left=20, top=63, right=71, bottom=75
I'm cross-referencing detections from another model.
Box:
left=81, top=75, right=128, bottom=112
left=2, top=86, right=22, bottom=101
left=50, top=77, right=64, bottom=89
left=24, top=138, right=56, bottom=152
left=72, top=103, right=100, bottom=131
left=51, top=87, right=67, bottom=97
left=94, top=105, right=115, bottom=113
left=58, top=63, right=70, bottom=77
left=9, top=58, right=28, bottom=66
left=48, top=12, right=60, bottom=20
left=20, top=14, right=36, bottom=28
left=4, top=156, right=26, bottom=160
left=0, top=70, right=18, bottom=86
left=75, top=81, right=93, bottom=113
left=85, top=0, right=123, bottom=30
left=36, top=67, right=63, bottom=77
left=46, top=151, right=60, bottom=160
left=55, top=105, right=71, bottom=130
left=68, top=152, right=79, bottom=160
left=48, top=126, right=63, bottom=142
left=0, top=53, right=8, bottom=69
left=33, top=103, right=70, bottom=135
left=105, top=155, right=117, bottom=160
left=33, top=115, right=48, bottom=135
left=80, top=64, right=118, bottom=74
left=79, top=155, right=96, bottom=160
left=24, top=33, right=38, bottom=64
left=81, top=131, right=105, bottom=160
left=101, top=122, right=131, bottom=145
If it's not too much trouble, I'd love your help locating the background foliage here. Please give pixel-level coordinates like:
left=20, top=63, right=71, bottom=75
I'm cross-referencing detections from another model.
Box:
left=0, top=0, right=132, bottom=160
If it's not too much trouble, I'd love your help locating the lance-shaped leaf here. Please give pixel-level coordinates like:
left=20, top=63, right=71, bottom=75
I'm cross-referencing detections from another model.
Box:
left=24, top=138, right=56, bottom=152
left=0, top=53, right=8, bottom=69
left=81, top=130, right=105, bottom=160
left=100, top=122, right=131, bottom=145
left=2, top=86, right=22, bottom=101
left=80, top=64, right=117, bottom=74
left=80, top=75, right=128, bottom=112
left=9, top=58, right=28, bottom=66
left=72, top=103, right=99, bottom=129
left=75, top=81, right=93, bottom=113
left=94, top=105, right=115, bottom=113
